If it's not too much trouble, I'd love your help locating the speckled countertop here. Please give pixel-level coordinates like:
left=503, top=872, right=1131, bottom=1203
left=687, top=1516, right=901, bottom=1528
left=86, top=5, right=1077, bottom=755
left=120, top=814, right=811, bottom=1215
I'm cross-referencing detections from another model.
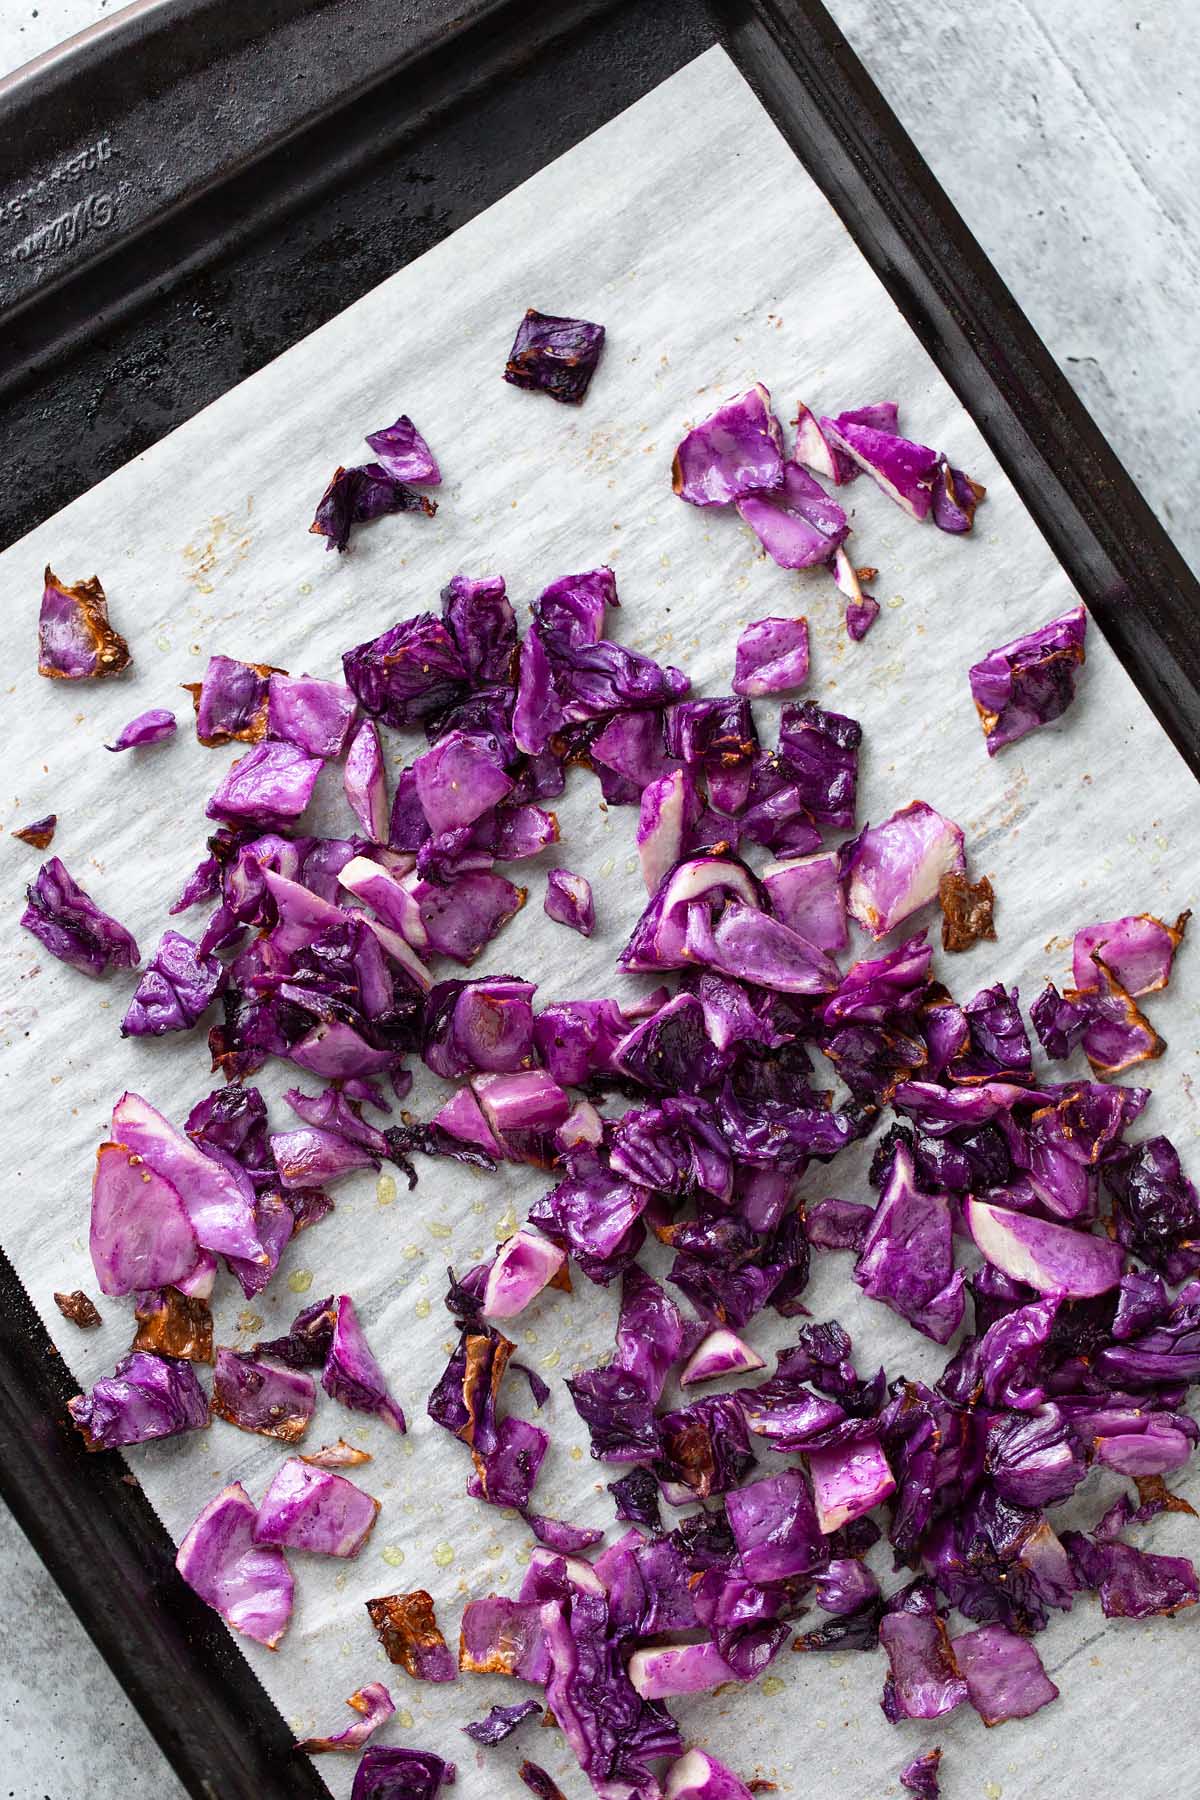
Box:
left=0, top=3, right=1195, bottom=1797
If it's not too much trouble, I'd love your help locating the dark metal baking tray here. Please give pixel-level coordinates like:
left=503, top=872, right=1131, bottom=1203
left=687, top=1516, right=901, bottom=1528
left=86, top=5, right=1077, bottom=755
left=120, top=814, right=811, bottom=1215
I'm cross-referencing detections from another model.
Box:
left=1, top=3, right=1196, bottom=1797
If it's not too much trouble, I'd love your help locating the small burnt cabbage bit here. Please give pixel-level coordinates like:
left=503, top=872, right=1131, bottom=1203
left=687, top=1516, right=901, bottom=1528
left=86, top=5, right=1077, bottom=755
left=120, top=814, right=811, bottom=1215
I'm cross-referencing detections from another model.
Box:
left=295, top=1682, right=395, bottom=1755
left=310, top=464, right=437, bottom=552
left=53, top=1289, right=102, bottom=1329
left=938, top=871, right=997, bottom=952
left=21, top=857, right=140, bottom=976
left=132, top=1287, right=213, bottom=1362
left=366, top=1589, right=457, bottom=1681
left=13, top=814, right=57, bottom=849
left=519, top=1765, right=568, bottom=1800
left=969, top=605, right=1088, bottom=754
left=37, top=566, right=132, bottom=680
left=504, top=308, right=606, bottom=405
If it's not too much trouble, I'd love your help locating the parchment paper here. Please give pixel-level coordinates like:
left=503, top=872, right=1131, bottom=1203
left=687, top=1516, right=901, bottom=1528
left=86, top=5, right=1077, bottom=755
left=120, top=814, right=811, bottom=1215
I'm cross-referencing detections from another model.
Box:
left=2, top=45, right=1198, bottom=1800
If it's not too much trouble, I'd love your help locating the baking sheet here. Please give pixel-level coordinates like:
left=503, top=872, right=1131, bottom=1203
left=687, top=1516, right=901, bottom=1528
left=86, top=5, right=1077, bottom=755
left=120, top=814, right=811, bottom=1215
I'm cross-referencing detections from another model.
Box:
left=2, top=43, right=1198, bottom=1799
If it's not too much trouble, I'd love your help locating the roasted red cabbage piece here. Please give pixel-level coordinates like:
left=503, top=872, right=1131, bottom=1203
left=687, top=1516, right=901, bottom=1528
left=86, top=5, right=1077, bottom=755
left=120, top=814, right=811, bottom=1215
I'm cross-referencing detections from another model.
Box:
left=68, top=1350, right=209, bottom=1450
left=13, top=813, right=57, bottom=849
left=878, top=1611, right=967, bottom=1721
left=254, top=1457, right=380, bottom=1558
left=673, top=384, right=785, bottom=506
left=518, top=1762, right=567, bottom=1800
left=663, top=1749, right=759, bottom=1800
left=543, top=1589, right=682, bottom=1788
left=176, top=1481, right=293, bottom=1647
left=1105, top=1134, right=1200, bottom=1283
left=121, top=930, right=224, bottom=1036
left=255, top=1294, right=337, bottom=1367
left=969, top=605, right=1088, bottom=754
left=939, top=871, right=997, bottom=952
left=504, top=308, right=605, bottom=404
left=1061, top=1527, right=1199, bottom=1618
left=777, top=699, right=860, bottom=830
left=22, top=857, right=140, bottom=976
left=210, top=1348, right=315, bottom=1442
left=206, top=741, right=324, bottom=829
left=953, top=1622, right=1058, bottom=1724
left=544, top=867, right=595, bottom=937
left=132, top=1288, right=214, bottom=1362
left=1072, top=908, right=1188, bottom=996
left=322, top=1294, right=406, bottom=1431
left=344, top=608, right=468, bottom=726
left=365, top=413, right=441, bottom=484
left=366, top=1590, right=457, bottom=1681
left=855, top=1141, right=965, bottom=1343
left=899, top=1748, right=942, bottom=1799
left=267, top=673, right=357, bottom=759
left=311, top=463, right=436, bottom=551
left=54, top=1289, right=102, bottom=1329
left=1069, top=959, right=1166, bottom=1078
left=468, top=1414, right=549, bottom=1508
left=822, top=414, right=940, bottom=521
left=463, top=1698, right=542, bottom=1745
left=440, top=571, right=516, bottom=683
left=737, top=463, right=849, bottom=569
left=846, top=596, right=881, bottom=641
left=350, top=1747, right=455, bottom=1800
left=931, top=459, right=986, bottom=533
left=38, top=566, right=131, bottom=680
left=846, top=802, right=966, bottom=940
left=184, top=653, right=280, bottom=747
left=106, top=707, right=177, bottom=752
left=296, top=1682, right=395, bottom=1754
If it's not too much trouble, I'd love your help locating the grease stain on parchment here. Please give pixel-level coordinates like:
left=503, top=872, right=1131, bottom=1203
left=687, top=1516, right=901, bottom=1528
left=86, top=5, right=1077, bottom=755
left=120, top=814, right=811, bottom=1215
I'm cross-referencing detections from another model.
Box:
left=182, top=496, right=255, bottom=594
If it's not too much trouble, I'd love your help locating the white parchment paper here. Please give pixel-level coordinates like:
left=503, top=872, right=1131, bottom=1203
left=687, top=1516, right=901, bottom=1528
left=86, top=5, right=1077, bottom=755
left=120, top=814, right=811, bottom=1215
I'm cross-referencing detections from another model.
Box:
left=2, top=45, right=1198, bottom=1800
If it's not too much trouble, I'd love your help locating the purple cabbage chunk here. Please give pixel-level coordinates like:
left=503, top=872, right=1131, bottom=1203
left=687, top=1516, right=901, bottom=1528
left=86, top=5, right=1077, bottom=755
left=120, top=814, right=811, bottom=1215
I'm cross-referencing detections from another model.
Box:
left=365, top=413, right=441, bottom=484
left=267, top=673, right=357, bottom=759
left=544, top=867, right=595, bottom=937
left=969, top=606, right=1088, bottom=755
left=845, top=802, right=966, bottom=940
left=672, top=384, right=785, bottom=506
left=504, top=308, right=605, bottom=404
left=211, top=1348, right=315, bottom=1442
left=89, top=1140, right=199, bottom=1295
left=253, top=1457, right=380, bottom=1557
left=176, top=1482, right=294, bottom=1648
left=351, top=1746, right=456, bottom=1799
left=38, top=566, right=131, bottom=680
left=952, top=1623, right=1059, bottom=1724
left=736, top=462, right=849, bottom=568
left=106, top=707, right=177, bottom=751
left=323, top=1294, right=407, bottom=1431
left=185, top=653, right=278, bottom=746
left=732, top=615, right=811, bottom=696
left=69, top=1350, right=209, bottom=1450
left=121, top=929, right=224, bottom=1036
left=310, top=463, right=436, bottom=552
left=21, top=857, right=139, bottom=976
